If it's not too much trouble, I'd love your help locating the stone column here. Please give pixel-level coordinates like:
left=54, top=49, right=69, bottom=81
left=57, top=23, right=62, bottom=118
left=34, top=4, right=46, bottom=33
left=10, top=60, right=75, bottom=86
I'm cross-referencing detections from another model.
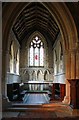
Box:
left=62, top=51, right=71, bottom=104
left=2, top=50, right=9, bottom=97
left=14, top=59, right=15, bottom=73
left=68, top=79, right=79, bottom=109
left=2, top=50, right=11, bottom=112
left=70, top=49, right=76, bottom=79
left=76, top=49, right=79, bottom=79
left=63, top=48, right=79, bottom=104
left=5, top=50, right=10, bottom=97
left=29, top=71, right=32, bottom=81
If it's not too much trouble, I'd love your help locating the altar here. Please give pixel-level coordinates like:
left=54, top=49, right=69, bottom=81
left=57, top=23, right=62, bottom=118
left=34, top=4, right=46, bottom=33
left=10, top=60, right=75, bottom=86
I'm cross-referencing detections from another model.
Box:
left=25, top=81, right=53, bottom=91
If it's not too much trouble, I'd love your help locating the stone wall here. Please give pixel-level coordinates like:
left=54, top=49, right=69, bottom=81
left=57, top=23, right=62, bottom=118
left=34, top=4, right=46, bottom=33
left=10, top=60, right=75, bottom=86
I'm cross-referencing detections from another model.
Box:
left=6, top=30, right=20, bottom=83
left=6, top=72, right=21, bottom=84
left=53, top=33, right=66, bottom=83
left=20, top=67, right=54, bottom=82
left=19, top=32, right=65, bottom=84
left=20, top=31, right=54, bottom=82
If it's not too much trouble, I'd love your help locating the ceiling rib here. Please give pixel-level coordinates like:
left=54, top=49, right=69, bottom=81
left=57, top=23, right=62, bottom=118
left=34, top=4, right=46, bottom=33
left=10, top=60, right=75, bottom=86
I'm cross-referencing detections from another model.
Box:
left=12, top=3, right=59, bottom=45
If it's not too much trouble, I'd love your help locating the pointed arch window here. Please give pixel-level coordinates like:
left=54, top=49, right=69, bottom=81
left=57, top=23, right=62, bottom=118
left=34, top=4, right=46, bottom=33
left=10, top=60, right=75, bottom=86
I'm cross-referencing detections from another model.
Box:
left=29, top=36, right=44, bottom=67
left=10, top=42, right=14, bottom=73
left=60, top=42, right=63, bottom=60
left=16, top=49, right=19, bottom=74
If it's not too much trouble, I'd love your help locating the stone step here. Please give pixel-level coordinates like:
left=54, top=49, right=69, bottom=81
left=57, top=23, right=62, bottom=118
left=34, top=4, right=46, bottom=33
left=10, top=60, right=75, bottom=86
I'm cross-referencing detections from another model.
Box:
left=6, top=107, right=54, bottom=112
left=2, top=117, right=79, bottom=120
left=12, top=102, right=53, bottom=108
left=12, top=103, right=42, bottom=108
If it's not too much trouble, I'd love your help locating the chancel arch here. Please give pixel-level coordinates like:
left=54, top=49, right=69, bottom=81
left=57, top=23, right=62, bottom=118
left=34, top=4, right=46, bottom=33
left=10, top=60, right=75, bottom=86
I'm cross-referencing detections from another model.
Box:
left=2, top=3, right=79, bottom=115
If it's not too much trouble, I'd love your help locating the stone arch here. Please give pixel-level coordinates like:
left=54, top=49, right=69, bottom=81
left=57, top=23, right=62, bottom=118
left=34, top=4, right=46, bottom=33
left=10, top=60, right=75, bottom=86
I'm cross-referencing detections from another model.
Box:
left=26, top=31, right=47, bottom=47
left=54, top=49, right=57, bottom=62
left=26, top=31, right=48, bottom=67
left=21, top=69, right=29, bottom=82
left=25, top=71, right=29, bottom=81
left=37, top=70, right=43, bottom=81
left=42, top=3, right=78, bottom=50
left=54, top=50, right=57, bottom=75
left=58, top=42, right=65, bottom=73
left=59, top=42, right=63, bottom=60
left=44, top=70, right=50, bottom=81
left=32, top=70, right=37, bottom=81
left=16, top=49, right=19, bottom=75
left=9, top=41, right=14, bottom=73
left=3, top=2, right=78, bottom=63
left=2, top=2, right=79, bottom=107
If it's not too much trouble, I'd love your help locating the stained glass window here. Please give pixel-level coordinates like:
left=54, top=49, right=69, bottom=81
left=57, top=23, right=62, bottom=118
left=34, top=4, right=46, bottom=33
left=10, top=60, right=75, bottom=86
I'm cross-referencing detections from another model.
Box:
left=29, top=36, right=44, bottom=67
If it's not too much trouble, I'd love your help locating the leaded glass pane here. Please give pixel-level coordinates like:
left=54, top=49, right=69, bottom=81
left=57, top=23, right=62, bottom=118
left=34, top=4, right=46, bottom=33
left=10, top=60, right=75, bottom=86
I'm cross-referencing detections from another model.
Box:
left=35, top=47, right=39, bottom=66
left=29, top=35, right=44, bottom=67
left=30, top=46, right=33, bottom=66
left=40, top=47, right=44, bottom=66
left=35, top=36, right=38, bottom=41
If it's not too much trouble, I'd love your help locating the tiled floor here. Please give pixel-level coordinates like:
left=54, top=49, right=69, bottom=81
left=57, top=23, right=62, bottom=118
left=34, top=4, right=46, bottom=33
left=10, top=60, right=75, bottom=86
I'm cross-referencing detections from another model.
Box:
left=3, top=102, right=79, bottom=118
left=2, top=93, right=79, bottom=118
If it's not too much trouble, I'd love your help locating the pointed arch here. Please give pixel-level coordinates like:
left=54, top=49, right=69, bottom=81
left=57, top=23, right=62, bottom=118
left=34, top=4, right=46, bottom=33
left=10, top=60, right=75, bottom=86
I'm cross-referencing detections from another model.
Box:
left=16, top=49, right=19, bottom=74
left=54, top=49, right=57, bottom=74
left=26, top=31, right=48, bottom=67
left=9, top=41, right=14, bottom=73
left=54, top=50, right=57, bottom=62
left=59, top=42, right=63, bottom=60
left=44, top=70, right=50, bottom=81
left=2, top=2, right=79, bottom=107
left=32, top=70, right=37, bottom=81
left=26, top=31, right=47, bottom=46
left=25, top=71, right=29, bottom=81
left=37, top=70, right=43, bottom=81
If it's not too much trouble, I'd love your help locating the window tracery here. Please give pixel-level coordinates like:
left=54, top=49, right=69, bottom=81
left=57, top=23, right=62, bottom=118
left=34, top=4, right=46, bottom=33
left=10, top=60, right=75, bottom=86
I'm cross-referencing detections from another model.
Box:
left=29, top=35, right=44, bottom=67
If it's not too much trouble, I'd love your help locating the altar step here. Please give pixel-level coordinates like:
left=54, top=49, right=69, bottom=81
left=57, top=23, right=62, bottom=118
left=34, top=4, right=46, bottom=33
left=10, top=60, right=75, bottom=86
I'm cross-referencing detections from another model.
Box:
left=12, top=103, right=43, bottom=108
left=6, top=101, right=54, bottom=112
left=6, top=105, right=54, bottom=112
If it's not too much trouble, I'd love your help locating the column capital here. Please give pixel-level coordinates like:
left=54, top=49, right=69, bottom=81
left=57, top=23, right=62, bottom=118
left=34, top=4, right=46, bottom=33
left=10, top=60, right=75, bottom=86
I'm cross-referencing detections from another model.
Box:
left=75, top=41, right=79, bottom=50
left=64, top=48, right=79, bottom=55
left=67, top=79, right=79, bottom=86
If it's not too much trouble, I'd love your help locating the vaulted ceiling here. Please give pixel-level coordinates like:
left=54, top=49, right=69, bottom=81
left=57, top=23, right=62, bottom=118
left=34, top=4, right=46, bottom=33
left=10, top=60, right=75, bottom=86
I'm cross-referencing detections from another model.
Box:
left=12, top=2, right=60, bottom=45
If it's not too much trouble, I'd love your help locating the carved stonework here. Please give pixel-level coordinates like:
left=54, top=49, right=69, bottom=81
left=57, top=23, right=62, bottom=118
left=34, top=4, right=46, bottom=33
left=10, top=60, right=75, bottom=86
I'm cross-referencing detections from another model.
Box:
left=68, top=79, right=79, bottom=109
